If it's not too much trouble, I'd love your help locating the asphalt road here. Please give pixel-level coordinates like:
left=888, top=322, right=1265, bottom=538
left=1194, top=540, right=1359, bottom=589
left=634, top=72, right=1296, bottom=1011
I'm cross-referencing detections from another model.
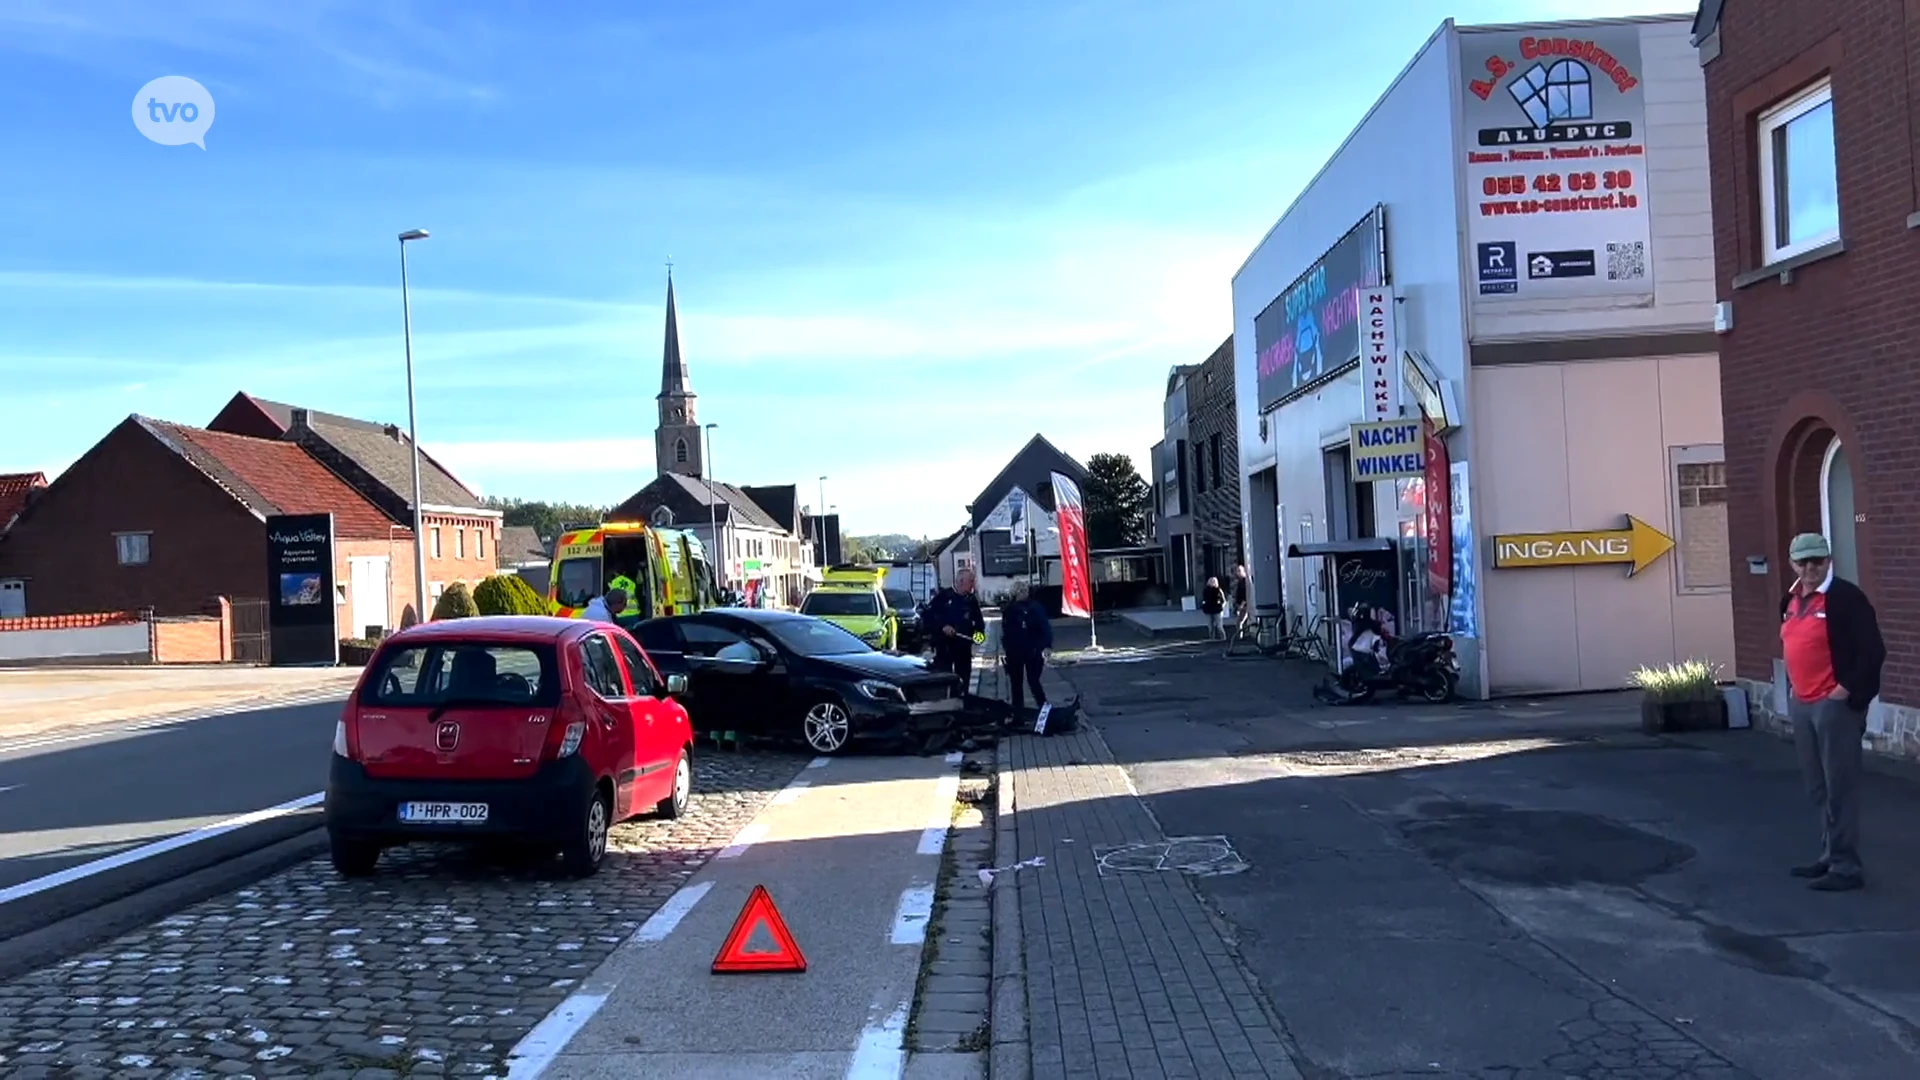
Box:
left=0, top=696, right=345, bottom=904
left=1062, top=637, right=1920, bottom=1080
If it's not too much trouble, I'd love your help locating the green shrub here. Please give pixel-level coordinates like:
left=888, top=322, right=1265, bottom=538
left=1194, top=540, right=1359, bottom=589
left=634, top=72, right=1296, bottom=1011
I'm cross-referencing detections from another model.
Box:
left=506, top=574, right=548, bottom=614
left=1628, top=659, right=1722, bottom=704
left=432, top=581, right=480, bottom=620
left=473, top=575, right=516, bottom=616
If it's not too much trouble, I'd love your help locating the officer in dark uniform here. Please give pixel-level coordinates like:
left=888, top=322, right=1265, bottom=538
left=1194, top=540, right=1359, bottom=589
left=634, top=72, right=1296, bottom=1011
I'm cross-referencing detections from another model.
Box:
left=924, top=568, right=986, bottom=689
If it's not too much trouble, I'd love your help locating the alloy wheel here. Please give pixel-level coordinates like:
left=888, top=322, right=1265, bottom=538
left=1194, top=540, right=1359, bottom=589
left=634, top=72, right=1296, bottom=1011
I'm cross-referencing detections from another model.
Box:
left=673, top=754, right=691, bottom=813
left=586, top=794, right=608, bottom=865
left=803, top=701, right=851, bottom=754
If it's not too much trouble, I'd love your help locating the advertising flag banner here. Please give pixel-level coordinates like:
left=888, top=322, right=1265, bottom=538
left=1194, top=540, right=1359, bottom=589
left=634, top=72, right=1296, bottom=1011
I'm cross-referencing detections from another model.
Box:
left=1051, top=471, right=1093, bottom=619
left=1009, top=488, right=1028, bottom=543
left=1458, top=26, right=1655, bottom=303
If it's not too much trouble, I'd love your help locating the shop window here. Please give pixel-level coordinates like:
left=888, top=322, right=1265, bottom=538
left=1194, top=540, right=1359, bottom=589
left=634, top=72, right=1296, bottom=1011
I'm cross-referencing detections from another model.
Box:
left=1820, top=436, right=1859, bottom=584
left=1757, top=80, right=1839, bottom=264
left=1670, top=446, right=1731, bottom=592
left=114, top=531, right=151, bottom=566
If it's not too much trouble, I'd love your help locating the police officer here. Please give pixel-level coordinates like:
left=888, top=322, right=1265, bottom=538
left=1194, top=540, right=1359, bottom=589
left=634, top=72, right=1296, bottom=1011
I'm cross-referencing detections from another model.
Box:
left=924, top=569, right=986, bottom=689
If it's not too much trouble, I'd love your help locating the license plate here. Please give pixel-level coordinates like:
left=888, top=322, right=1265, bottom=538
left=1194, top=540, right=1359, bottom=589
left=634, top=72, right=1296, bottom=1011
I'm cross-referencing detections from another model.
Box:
left=398, top=801, right=489, bottom=824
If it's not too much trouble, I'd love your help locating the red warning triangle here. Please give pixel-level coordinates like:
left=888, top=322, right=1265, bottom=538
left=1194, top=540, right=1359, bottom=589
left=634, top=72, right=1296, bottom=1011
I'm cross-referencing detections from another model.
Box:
left=712, top=884, right=807, bottom=974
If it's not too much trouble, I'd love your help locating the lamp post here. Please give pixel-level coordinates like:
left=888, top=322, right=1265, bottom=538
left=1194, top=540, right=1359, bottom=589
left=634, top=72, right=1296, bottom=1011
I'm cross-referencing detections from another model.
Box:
left=817, top=476, right=828, bottom=566
left=398, top=228, right=430, bottom=621
left=704, top=422, right=720, bottom=589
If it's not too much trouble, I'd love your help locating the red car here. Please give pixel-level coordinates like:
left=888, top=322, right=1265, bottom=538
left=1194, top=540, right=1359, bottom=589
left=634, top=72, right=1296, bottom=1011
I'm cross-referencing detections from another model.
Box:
left=324, top=615, right=695, bottom=878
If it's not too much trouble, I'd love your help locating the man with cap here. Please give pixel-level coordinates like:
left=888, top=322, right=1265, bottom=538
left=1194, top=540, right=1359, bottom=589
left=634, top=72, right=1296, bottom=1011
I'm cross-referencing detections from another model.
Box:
left=1780, top=532, right=1886, bottom=892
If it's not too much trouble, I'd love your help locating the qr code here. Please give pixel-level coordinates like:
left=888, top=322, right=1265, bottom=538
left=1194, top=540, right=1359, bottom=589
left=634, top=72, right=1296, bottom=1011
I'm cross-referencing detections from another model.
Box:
left=1607, top=240, right=1647, bottom=281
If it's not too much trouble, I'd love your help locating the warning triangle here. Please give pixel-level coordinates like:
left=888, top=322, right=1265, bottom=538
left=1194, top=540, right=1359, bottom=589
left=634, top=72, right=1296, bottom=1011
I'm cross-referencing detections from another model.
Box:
left=712, top=884, right=807, bottom=974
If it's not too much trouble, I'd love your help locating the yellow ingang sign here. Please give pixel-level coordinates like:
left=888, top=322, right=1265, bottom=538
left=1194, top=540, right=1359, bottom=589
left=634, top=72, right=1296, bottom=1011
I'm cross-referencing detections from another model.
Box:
left=1491, top=515, right=1676, bottom=576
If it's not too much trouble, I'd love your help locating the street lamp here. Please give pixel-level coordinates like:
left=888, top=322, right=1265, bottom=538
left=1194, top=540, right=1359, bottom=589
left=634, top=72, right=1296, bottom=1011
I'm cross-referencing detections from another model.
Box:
left=704, top=422, right=720, bottom=589
left=817, top=476, right=828, bottom=566
left=398, top=228, right=430, bottom=622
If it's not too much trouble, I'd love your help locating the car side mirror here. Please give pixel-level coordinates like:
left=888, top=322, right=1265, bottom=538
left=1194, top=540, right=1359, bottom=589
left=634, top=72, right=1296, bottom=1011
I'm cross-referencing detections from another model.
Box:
left=665, top=673, right=689, bottom=695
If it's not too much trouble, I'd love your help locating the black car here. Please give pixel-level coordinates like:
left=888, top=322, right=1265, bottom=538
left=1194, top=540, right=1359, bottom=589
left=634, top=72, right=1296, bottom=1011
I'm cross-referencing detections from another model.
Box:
left=631, top=607, right=965, bottom=755
left=884, top=587, right=926, bottom=653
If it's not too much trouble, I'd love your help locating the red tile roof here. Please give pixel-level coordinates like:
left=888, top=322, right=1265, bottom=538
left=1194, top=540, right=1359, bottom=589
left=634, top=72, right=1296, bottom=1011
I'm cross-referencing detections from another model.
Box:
left=138, top=419, right=407, bottom=540
left=0, top=471, right=46, bottom=530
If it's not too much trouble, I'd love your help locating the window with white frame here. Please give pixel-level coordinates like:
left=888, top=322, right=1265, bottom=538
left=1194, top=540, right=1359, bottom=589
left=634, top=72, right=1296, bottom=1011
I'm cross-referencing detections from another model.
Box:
left=475, top=529, right=485, bottom=560
left=455, top=528, right=465, bottom=559
left=114, top=531, right=151, bottom=566
left=1756, top=79, right=1839, bottom=264
left=430, top=527, right=443, bottom=559
left=1670, top=446, right=1731, bottom=592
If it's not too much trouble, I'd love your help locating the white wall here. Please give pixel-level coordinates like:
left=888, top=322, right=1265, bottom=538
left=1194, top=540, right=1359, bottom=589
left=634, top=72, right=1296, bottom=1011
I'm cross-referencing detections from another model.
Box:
left=1232, top=21, right=1470, bottom=617
left=0, top=623, right=149, bottom=663
left=1464, top=18, right=1714, bottom=342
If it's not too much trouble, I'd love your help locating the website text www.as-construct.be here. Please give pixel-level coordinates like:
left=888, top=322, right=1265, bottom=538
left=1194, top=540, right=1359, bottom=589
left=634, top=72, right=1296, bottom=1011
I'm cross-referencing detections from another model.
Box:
left=1479, top=192, right=1639, bottom=216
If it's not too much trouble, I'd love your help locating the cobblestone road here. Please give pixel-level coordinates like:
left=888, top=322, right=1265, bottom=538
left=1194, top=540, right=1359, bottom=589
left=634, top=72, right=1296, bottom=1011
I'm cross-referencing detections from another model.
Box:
left=0, top=750, right=809, bottom=1080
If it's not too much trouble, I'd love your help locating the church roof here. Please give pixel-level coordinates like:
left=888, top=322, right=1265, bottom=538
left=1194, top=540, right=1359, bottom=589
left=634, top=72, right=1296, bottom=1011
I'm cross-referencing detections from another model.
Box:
left=658, top=275, right=690, bottom=398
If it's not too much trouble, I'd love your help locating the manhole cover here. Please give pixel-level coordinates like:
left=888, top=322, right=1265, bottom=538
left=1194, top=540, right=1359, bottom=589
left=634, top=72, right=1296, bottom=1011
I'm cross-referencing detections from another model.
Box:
left=1094, top=836, right=1249, bottom=877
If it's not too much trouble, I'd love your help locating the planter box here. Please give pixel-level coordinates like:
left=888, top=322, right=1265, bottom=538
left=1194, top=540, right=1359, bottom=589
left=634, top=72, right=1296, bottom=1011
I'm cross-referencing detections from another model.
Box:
left=338, top=642, right=376, bottom=667
left=1640, top=696, right=1729, bottom=734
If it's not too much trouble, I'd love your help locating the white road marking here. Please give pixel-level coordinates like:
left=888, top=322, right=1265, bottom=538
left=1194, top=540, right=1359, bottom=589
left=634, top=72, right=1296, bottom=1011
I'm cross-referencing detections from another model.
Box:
left=845, top=1001, right=909, bottom=1080
left=771, top=781, right=810, bottom=805
left=806, top=756, right=831, bottom=769
left=503, top=990, right=610, bottom=1079
left=0, top=791, right=326, bottom=906
left=716, top=822, right=768, bottom=859
left=916, top=773, right=960, bottom=856
left=0, top=692, right=346, bottom=755
left=889, top=884, right=935, bottom=945
left=630, top=881, right=712, bottom=944
left=0, top=785, right=18, bottom=795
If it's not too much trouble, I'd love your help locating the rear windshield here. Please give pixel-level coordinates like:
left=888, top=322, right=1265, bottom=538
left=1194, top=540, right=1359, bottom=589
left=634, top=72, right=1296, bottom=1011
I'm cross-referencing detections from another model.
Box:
left=803, top=591, right=879, bottom=617
left=555, top=557, right=600, bottom=608
left=362, top=642, right=560, bottom=708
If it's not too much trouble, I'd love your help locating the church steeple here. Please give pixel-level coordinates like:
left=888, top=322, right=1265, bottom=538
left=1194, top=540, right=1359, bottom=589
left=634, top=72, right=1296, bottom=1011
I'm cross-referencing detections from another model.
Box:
left=654, top=267, right=704, bottom=479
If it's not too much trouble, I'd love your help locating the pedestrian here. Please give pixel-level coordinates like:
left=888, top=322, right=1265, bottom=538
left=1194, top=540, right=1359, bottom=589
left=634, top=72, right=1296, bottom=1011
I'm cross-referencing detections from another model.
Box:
left=1780, top=532, right=1885, bottom=892
left=1226, top=564, right=1252, bottom=645
left=1000, top=580, right=1053, bottom=716
left=924, top=568, right=986, bottom=689
left=582, top=586, right=627, bottom=624
left=1200, top=576, right=1226, bottom=640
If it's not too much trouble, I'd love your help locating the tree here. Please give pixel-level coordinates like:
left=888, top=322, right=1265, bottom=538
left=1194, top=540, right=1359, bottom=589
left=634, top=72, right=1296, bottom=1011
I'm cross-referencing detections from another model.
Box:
left=474, top=574, right=548, bottom=616
left=1083, top=453, right=1152, bottom=549
left=431, top=581, right=479, bottom=620
left=481, top=496, right=610, bottom=541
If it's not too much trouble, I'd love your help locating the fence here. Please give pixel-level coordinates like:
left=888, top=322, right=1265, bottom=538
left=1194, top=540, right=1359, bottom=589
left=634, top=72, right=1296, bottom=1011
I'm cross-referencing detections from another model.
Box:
left=0, top=599, right=243, bottom=667
left=230, top=597, right=269, bottom=664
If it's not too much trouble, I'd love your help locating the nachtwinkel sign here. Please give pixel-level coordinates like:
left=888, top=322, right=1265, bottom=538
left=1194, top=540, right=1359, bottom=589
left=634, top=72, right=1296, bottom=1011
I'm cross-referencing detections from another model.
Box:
left=266, top=512, right=339, bottom=666
left=1253, top=205, right=1387, bottom=413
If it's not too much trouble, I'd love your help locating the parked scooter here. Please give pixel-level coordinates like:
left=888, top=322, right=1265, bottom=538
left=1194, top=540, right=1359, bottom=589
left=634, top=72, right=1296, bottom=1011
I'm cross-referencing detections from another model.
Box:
left=1313, top=604, right=1460, bottom=705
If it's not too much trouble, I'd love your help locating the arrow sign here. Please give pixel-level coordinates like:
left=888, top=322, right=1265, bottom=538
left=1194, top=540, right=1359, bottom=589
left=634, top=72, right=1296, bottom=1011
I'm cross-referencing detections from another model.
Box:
left=1490, top=515, right=1676, bottom=577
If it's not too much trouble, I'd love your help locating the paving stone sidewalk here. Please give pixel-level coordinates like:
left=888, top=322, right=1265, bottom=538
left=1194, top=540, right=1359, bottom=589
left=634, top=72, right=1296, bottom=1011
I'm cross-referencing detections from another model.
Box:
left=1002, top=698, right=1303, bottom=1079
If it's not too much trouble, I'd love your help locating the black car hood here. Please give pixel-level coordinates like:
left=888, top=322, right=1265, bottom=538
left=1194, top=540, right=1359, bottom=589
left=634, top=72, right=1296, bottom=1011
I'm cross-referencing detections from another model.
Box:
left=813, top=650, right=940, bottom=682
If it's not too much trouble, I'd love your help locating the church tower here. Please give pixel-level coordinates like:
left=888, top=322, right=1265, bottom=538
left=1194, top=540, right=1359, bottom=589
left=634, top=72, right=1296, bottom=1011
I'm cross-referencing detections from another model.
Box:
left=654, top=271, right=703, bottom=478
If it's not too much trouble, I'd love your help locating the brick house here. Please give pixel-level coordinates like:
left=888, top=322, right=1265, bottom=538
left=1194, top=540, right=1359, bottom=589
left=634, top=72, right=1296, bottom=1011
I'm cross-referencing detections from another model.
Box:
left=1187, top=336, right=1244, bottom=585
left=1693, top=0, right=1920, bottom=746
left=0, top=417, right=412, bottom=641
left=207, top=393, right=501, bottom=614
left=0, top=472, right=47, bottom=618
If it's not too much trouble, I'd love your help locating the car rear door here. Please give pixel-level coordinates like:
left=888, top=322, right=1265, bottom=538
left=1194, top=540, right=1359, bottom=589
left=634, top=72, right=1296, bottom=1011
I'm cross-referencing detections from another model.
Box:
left=577, top=632, right=641, bottom=818
left=356, top=640, right=559, bottom=781
left=610, top=631, right=679, bottom=810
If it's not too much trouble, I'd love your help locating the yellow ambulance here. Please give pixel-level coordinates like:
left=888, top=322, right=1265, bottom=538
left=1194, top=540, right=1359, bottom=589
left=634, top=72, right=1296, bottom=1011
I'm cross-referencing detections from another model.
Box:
left=547, top=522, right=718, bottom=620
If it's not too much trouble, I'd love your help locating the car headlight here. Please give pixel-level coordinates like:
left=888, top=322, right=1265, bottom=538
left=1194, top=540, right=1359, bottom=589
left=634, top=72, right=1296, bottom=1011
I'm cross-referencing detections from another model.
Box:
left=857, top=679, right=906, bottom=703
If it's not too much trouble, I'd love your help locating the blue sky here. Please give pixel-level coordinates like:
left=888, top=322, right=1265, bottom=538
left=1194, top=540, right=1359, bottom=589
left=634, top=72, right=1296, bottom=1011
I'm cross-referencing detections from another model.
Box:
left=0, top=0, right=1685, bottom=538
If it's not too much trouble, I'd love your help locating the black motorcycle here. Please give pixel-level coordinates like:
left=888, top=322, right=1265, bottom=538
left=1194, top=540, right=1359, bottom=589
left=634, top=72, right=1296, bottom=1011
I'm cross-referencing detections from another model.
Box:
left=1314, top=627, right=1460, bottom=705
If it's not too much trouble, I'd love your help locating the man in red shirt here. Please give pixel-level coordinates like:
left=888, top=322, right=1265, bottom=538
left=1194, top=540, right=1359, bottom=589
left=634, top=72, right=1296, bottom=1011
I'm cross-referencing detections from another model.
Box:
left=1780, top=532, right=1886, bottom=892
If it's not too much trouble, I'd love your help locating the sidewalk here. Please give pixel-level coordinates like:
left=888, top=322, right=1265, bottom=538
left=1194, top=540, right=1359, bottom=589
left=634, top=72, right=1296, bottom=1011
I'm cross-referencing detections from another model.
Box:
left=0, top=665, right=358, bottom=741
left=985, top=628, right=1303, bottom=1080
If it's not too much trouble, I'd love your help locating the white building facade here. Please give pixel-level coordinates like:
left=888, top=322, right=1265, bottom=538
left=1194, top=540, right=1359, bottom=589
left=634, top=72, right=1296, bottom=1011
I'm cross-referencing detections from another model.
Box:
left=1233, top=15, right=1732, bottom=697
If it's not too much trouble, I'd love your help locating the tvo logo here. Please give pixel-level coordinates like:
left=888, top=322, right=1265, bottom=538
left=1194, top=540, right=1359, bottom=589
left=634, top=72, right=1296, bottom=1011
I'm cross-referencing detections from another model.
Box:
left=132, top=76, right=216, bottom=148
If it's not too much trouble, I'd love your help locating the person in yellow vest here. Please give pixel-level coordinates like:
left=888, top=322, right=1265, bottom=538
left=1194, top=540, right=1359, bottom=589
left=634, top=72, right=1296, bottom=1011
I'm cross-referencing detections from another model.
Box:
left=606, top=575, right=638, bottom=615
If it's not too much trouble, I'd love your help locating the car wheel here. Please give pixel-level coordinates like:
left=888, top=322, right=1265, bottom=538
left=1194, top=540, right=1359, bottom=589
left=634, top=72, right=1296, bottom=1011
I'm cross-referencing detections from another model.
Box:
left=802, top=699, right=853, bottom=755
left=329, top=834, right=380, bottom=878
left=654, top=748, right=692, bottom=819
left=560, top=786, right=611, bottom=878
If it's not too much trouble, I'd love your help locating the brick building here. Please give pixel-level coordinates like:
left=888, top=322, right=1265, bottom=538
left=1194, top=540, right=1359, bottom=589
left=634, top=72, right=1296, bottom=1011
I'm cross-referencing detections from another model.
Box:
left=1693, top=0, right=1920, bottom=747
left=1187, top=336, right=1244, bottom=583
left=207, top=393, right=500, bottom=613
left=0, top=418, right=410, bottom=640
